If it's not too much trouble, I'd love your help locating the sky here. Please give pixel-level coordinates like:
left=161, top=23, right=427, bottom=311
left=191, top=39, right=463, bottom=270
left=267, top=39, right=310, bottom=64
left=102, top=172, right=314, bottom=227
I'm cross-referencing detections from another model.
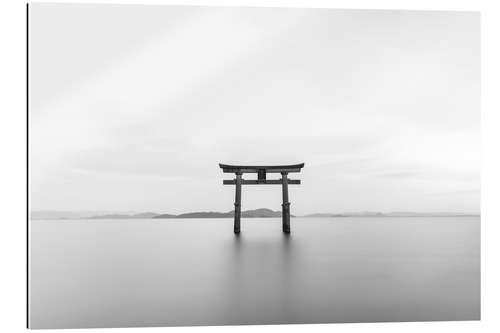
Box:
left=29, top=4, right=480, bottom=215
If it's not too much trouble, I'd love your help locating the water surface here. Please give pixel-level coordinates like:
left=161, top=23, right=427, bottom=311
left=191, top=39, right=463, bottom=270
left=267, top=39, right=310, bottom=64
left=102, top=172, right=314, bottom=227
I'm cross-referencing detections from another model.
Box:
left=30, top=217, right=480, bottom=328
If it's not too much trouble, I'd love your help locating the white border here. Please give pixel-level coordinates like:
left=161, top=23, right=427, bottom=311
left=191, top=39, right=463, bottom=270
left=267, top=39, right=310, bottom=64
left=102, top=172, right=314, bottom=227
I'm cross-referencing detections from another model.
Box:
left=1, top=0, right=498, bottom=332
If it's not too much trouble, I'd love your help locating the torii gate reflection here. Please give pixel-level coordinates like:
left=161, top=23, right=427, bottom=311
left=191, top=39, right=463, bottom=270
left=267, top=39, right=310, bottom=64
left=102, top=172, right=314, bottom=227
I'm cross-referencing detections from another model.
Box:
left=219, top=163, right=304, bottom=234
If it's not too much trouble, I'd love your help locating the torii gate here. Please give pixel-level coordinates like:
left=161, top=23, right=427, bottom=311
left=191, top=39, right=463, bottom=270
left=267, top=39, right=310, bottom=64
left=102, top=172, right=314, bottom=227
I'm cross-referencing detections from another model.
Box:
left=219, top=163, right=304, bottom=234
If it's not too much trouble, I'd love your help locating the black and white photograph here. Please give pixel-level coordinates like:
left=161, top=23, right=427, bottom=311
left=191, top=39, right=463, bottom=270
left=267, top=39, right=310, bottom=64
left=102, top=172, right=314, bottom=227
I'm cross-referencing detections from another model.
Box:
left=27, top=3, right=480, bottom=329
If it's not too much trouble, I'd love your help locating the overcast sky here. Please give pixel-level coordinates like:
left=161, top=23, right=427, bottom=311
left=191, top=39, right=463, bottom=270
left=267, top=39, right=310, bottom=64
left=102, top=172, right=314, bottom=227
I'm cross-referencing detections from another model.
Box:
left=29, top=4, right=480, bottom=214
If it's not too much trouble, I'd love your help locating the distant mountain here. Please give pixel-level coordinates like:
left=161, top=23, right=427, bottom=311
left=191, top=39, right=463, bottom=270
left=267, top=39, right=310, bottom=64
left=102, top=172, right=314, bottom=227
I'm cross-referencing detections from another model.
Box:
left=152, top=213, right=177, bottom=219
left=303, top=211, right=390, bottom=218
left=154, top=208, right=286, bottom=219
left=343, top=211, right=386, bottom=217
left=131, top=212, right=159, bottom=218
left=303, top=213, right=346, bottom=218
left=303, top=211, right=479, bottom=217
left=31, top=210, right=121, bottom=220
left=89, top=214, right=130, bottom=219
left=31, top=209, right=480, bottom=220
left=385, top=212, right=479, bottom=217
left=241, top=208, right=283, bottom=218
left=174, top=212, right=231, bottom=219
left=88, top=212, right=159, bottom=219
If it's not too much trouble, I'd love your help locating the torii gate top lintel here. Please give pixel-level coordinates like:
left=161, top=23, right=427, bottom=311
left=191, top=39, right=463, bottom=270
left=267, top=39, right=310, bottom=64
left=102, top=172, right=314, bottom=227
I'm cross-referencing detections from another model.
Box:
left=219, top=163, right=304, bottom=174
left=219, top=163, right=304, bottom=234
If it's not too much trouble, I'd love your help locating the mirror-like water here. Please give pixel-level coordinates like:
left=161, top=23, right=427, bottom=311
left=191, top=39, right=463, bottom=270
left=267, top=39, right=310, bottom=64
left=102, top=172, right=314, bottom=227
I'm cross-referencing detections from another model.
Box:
left=30, top=217, right=480, bottom=328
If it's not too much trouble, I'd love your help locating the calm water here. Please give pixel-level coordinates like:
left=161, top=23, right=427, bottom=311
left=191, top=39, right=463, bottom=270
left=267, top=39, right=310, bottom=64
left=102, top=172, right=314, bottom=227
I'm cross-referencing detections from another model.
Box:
left=29, top=217, right=480, bottom=328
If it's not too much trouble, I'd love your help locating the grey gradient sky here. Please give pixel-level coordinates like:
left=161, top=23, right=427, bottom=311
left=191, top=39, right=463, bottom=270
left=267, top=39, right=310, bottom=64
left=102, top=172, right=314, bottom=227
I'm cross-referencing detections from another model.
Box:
left=29, top=4, right=480, bottom=214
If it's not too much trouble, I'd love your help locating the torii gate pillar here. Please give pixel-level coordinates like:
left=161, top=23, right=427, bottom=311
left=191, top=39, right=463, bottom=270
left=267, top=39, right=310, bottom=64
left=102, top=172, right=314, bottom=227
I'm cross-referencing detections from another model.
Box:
left=234, top=172, right=242, bottom=234
left=281, top=172, right=290, bottom=233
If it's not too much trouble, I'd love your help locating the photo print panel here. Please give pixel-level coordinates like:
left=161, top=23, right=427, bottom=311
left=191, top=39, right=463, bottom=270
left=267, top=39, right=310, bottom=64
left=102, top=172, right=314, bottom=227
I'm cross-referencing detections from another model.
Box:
left=28, top=3, right=480, bottom=329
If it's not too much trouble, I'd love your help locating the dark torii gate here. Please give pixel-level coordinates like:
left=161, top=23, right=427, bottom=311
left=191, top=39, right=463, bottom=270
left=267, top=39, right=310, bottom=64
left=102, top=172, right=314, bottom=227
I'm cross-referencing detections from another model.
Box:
left=219, top=163, right=304, bottom=234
